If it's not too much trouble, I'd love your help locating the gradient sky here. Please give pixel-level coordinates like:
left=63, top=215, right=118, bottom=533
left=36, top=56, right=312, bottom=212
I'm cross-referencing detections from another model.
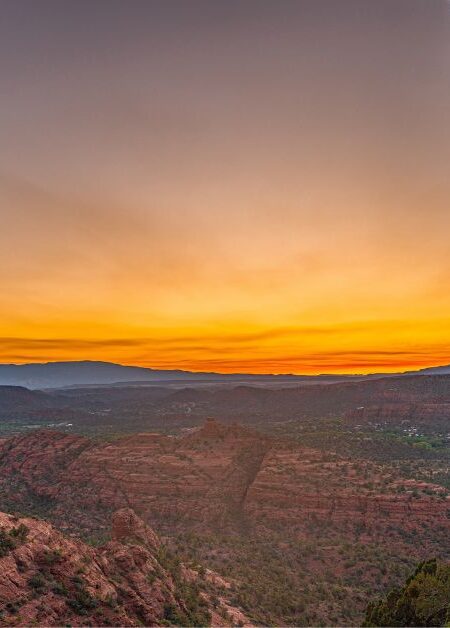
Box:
left=0, top=0, right=449, bottom=373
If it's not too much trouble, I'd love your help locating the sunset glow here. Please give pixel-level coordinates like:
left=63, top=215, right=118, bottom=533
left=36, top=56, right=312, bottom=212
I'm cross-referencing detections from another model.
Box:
left=1, top=0, right=449, bottom=373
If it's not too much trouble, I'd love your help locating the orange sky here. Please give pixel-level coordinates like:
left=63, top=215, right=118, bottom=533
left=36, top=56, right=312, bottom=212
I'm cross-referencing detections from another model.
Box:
left=0, top=1, right=449, bottom=374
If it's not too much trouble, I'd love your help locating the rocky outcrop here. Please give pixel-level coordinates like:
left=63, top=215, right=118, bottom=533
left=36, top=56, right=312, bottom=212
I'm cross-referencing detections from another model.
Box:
left=111, top=508, right=160, bottom=549
left=0, top=421, right=448, bottom=542
left=0, top=507, right=248, bottom=626
left=244, top=445, right=450, bottom=534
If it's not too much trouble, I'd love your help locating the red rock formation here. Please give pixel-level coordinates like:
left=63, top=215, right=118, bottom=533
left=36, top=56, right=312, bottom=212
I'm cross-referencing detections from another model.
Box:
left=244, top=445, right=450, bottom=534
left=0, top=507, right=248, bottom=627
left=0, top=420, right=448, bottom=541
left=1, top=420, right=448, bottom=626
left=111, top=508, right=160, bottom=549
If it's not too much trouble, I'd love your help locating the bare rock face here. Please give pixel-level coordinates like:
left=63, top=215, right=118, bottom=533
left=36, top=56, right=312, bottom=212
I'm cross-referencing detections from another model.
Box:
left=244, top=443, right=450, bottom=524
left=0, top=420, right=448, bottom=542
left=0, top=508, right=248, bottom=627
left=185, top=417, right=262, bottom=443
left=111, top=508, right=160, bottom=549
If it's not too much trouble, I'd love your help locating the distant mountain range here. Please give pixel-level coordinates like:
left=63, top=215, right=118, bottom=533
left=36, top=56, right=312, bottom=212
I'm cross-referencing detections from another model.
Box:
left=410, top=365, right=450, bottom=375
left=0, top=371, right=448, bottom=435
left=0, top=360, right=448, bottom=389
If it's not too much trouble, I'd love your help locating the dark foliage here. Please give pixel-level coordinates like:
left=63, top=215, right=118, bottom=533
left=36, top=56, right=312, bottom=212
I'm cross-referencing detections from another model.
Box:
left=364, top=559, right=450, bottom=627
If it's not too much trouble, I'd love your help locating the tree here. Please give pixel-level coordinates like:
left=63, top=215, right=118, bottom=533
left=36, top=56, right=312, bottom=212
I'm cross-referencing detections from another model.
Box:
left=364, top=559, right=450, bottom=627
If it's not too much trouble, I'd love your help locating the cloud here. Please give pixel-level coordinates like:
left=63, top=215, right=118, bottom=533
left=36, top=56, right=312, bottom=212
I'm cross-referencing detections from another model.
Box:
left=0, top=320, right=418, bottom=352
left=1, top=325, right=449, bottom=374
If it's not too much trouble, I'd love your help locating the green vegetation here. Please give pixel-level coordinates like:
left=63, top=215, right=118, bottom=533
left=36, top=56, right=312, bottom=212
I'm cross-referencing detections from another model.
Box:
left=83, top=531, right=112, bottom=547
left=265, top=420, right=450, bottom=492
left=364, top=559, right=450, bottom=627
left=28, top=573, right=47, bottom=592
left=66, top=574, right=99, bottom=615
left=266, top=420, right=449, bottom=461
left=0, top=523, right=29, bottom=557
left=168, top=528, right=441, bottom=627
left=67, top=589, right=99, bottom=615
left=156, top=545, right=212, bottom=627
left=41, top=548, right=63, bottom=564
left=0, top=528, right=16, bottom=557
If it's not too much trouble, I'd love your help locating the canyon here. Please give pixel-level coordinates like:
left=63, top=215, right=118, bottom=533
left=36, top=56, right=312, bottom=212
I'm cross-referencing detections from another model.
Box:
left=0, top=418, right=448, bottom=625
left=0, top=419, right=448, bottom=536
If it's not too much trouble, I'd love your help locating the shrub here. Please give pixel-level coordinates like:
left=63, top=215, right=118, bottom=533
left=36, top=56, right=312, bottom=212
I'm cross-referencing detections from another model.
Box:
left=0, top=524, right=29, bottom=557
left=67, top=589, right=99, bottom=615
left=28, top=573, right=47, bottom=591
left=364, top=559, right=450, bottom=627
left=9, top=524, right=29, bottom=543
left=0, top=529, right=16, bottom=557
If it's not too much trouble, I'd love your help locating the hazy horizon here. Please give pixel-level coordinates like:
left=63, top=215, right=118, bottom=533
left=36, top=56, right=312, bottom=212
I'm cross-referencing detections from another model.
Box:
left=0, top=357, right=449, bottom=378
left=1, top=0, right=449, bottom=373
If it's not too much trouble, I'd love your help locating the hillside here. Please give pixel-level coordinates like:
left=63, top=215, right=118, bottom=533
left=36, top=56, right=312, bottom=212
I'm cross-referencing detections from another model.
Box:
left=0, top=386, right=78, bottom=425
left=0, top=507, right=248, bottom=627
left=0, top=386, right=59, bottom=415
left=1, top=372, right=449, bottom=442
left=0, top=419, right=448, bottom=625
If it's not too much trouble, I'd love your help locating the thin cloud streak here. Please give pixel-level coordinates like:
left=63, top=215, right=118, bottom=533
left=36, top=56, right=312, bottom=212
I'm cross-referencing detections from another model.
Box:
left=1, top=332, right=449, bottom=374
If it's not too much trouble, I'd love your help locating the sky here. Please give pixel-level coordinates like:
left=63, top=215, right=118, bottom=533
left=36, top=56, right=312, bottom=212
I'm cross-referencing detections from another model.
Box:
left=0, top=0, right=449, bottom=374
